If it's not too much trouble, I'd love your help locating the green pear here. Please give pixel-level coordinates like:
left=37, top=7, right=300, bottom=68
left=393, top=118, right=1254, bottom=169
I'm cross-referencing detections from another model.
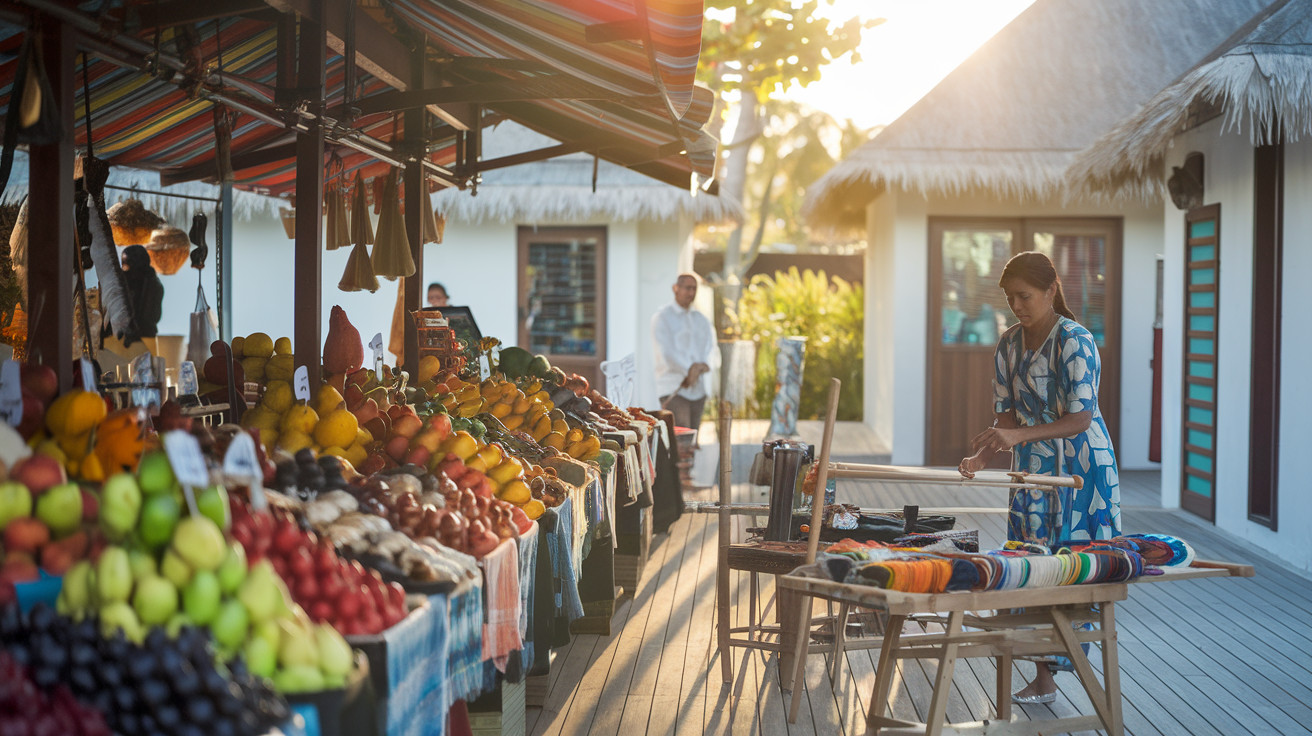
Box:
left=196, top=484, right=230, bottom=531
left=138, top=493, right=181, bottom=550
left=171, top=515, right=226, bottom=572
left=34, top=482, right=82, bottom=536
left=56, top=560, right=93, bottom=616
left=132, top=574, right=179, bottom=626
left=0, top=481, right=32, bottom=529
left=243, top=636, right=278, bottom=679
left=216, top=543, right=247, bottom=596
left=160, top=548, right=193, bottom=588
left=277, top=617, right=319, bottom=669
left=315, top=624, right=353, bottom=677
left=94, top=547, right=132, bottom=604
left=252, top=618, right=282, bottom=651
left=182, top=570, right=222, bottom=625
left=100, top=601, right=144, bottom=642
left=211, top=599, right=250, bottom=651
left=237, top=560, right=282, bottom=624
left=98, top=473, right=142, bottom=540
left=272, top=664, right=325, bottom=694
left=136, top=451, right=177, bottom=495
left=127, top=549, right=157, bottom=581
left=165, top=611, right=193, bottom=637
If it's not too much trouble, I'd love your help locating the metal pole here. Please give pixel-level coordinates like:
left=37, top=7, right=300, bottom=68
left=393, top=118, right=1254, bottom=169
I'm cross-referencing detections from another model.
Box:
left=219, top=180, right=234, bottom=340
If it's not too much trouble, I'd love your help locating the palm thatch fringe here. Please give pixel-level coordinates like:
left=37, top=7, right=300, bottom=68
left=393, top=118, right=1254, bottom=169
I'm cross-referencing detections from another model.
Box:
left=1071, top=50, right=1312, bottom=199
left=432, top=185, right=742, bottom=225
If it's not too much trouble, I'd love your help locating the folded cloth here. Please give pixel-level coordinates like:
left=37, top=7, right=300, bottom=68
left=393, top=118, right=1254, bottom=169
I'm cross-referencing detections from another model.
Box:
left=481, top=537, right=523, bottom=672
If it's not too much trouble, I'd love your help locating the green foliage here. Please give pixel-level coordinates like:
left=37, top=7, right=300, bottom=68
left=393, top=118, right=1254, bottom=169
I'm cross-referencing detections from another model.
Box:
left=732, top=267, right=863, bottom=421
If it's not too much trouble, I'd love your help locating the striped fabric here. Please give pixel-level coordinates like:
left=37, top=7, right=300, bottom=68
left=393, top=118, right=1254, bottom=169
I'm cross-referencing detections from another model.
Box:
left=0, top=1, right=714, bottom=196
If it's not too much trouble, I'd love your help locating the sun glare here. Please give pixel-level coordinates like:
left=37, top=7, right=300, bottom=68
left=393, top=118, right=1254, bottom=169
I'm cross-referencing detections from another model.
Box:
left=787, top=0, right=1037, bottom=129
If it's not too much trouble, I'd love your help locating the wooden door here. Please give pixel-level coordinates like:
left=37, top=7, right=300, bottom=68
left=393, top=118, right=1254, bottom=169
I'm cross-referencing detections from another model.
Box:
left=926, top=218, right=1122, bottom=468
left=517, top=226, right=607, bottom=390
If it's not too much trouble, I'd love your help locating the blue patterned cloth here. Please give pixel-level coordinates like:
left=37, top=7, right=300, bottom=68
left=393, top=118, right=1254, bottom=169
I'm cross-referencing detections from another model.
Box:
left=385, top=599, right=447, bottom=736
left=546, top=498, right=585, bottom=621
left=994, top=317, right=1121, bottom=541
left=443, top=580, right=488, bottom=710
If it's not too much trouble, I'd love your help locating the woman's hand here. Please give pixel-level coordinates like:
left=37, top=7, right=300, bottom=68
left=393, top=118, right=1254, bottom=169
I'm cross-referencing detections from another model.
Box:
left=970, top=426, right=1024, bottom=455
left=958, top=454, right=987, bottom=479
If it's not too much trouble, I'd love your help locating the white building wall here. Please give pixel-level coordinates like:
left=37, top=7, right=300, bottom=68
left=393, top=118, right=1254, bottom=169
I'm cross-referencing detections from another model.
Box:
left=1163, top=121, right=1312, bottom=572
left=865, top=189, right=1162, bottom=469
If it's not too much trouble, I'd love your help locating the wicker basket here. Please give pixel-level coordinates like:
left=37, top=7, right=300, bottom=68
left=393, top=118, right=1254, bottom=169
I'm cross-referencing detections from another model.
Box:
left=106, top=199, right=164, bottom=247
left=144, top=226, right=191, bottom=275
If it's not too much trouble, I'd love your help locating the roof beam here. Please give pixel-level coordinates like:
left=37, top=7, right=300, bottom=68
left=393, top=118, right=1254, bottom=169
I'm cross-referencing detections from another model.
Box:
left=159, top=137, right=297, bottom=185
left=263, top=0, right=477, bottom=129
left=352, top=78, right=646, bottom=114
left=472, top=142, right=589, bottom=173
left=136, top=0, right=270, bottom=29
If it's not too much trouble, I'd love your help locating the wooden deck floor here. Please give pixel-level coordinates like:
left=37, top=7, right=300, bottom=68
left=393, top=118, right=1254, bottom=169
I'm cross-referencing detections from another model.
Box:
left=525, top=469, right=1309, bottom=735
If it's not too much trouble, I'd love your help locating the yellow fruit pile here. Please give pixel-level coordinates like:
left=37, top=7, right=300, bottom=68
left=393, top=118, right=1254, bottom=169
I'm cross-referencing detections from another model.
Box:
left=438, top=376, right=601, bottom=458
left=231, top=332, right=296, bottom=385
left=34, top=389, right=108, bottom=478
left=240, top=383, right=373, bottom=466
left=436, top=429, right=546, bottom=520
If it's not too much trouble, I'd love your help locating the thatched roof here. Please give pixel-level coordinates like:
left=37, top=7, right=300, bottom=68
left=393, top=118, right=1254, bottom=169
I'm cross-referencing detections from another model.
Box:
left=1070, top=0, right=1310, bottom=199
left=805, top=0, right=1273, bottom=232
left=0, top=150, right=282, bottom=225
left=432, top=122, right=742, bottom=226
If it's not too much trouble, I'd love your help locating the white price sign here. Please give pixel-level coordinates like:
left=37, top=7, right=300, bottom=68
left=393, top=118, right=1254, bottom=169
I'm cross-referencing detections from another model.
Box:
left=0, top=361, right=22, bottom=427
left=79, top=358, right=98, bottom=395
left=294, top=365, right=310, bottom=402
left=163, top=430, right=209, bottom=516
left=369, top=332, right=384, bottom=374
left=223, top=431, right=267, bottom=511
left=600, top=353, right=637, bottom=409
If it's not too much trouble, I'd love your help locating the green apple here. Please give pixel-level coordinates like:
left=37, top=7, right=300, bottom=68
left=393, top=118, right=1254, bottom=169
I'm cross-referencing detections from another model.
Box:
left=100, top=601, right=145, bottom=642
left=273, top=664, right=325, bottom=694
left=171, top=515, right=226, bottom=572
left=196, top=485, right=230, bottom=531
left=211, top=599, right=249, bottom=651
left=216, top=543, right=247, bottom=595
left=34, top=482, right=82, bottom=536
left=138, top=493, right=181, bottom=550
left=243, top=636, right=278, bottom=679
left=0, top=481, right=32, bottom=529
left=127, top=549, right=157, bottom=581
left=95, top=546, right=132, bottom=604
left=160, top=548, right=193, bottom=589
left=182, top=570, right=222, bottom=625
left=237, top=560, right=282, bottom=623
left=132, top=574, right=179, bottom=626
left=137, top=451, right=177, bottom=495
left=98, top=473, right=142, bottom=540
left=315, top=623, right=353, bottom=677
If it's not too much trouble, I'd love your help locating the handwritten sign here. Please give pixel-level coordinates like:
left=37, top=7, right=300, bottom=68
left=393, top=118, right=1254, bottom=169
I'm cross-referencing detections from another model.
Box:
left=178, top=361, right=200, bottom=397
left=294, top=365, right=310, bottom=402
left=0, top=361, right=22, bottom=427
left=600, top=353, right=637, bottom=409
left=79, top=358, right=98, bottom=395
left=369, top=333, right=384, bottom=374
left=224, top=432, right=267, bottom=511
left=478, top=354, right=491, bottom=381
left=163, top=430, right=208, bottom=516
left=129, top=352, right=160, bottom=408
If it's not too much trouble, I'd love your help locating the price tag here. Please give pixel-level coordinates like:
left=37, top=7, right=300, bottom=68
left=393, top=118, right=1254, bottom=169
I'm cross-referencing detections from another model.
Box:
left=600, top=353, right=636, bottom=408
left=0, top=360, right=22, bottom=427
left=163, top=430, right=209, bottom=516
left=369, top=333, right=384, bottom=374
left=79, top=358, right=98, bottom=394
left=478, top=355, right=491, bottom=381
left=294, top=365, right=310, bottom=402
left=224, top=432, right=267, bottom=511
left=178, top=361, right=200, bottom=397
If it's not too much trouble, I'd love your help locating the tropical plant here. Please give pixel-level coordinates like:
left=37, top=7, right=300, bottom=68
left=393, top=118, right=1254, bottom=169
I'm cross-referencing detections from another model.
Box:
left=732, top=267, right=863, bottom=421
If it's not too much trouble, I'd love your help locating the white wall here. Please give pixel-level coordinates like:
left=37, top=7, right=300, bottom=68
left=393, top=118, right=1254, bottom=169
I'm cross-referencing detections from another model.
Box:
left=1163, top=120, right=1312, bottom=572
left=864, top=188, right=1162, bottom=469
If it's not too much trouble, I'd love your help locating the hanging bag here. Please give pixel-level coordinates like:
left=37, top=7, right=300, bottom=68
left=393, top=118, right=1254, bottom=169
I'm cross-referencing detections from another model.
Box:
left=187, top=284, right=219, bottom=368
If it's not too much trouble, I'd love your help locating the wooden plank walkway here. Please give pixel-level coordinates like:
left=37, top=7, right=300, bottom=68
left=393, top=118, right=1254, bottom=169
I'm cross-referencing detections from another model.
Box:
left=526, top=466, right=1307, bottom=735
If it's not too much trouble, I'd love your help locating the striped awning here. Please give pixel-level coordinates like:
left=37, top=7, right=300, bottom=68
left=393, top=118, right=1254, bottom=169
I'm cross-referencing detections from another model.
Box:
left=0, top=0, right=716, bottom=197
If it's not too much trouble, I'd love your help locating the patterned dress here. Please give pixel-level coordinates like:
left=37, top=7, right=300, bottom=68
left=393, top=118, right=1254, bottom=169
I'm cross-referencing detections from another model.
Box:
left=994, top=317, right=1121, bottom=542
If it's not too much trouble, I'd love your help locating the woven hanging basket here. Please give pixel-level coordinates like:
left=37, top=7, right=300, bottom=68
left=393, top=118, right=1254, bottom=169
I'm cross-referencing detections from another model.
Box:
left=106, top=199, right=165, bottom=247
left=145, top=226, right=191, bottom=275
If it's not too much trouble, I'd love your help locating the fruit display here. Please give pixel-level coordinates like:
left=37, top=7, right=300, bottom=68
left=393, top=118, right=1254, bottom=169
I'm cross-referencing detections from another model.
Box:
left=240, top=378, right=373, bottom=465
left=228, top=500, right=409, bottom=636
left=0, top=648, right=110, bottom=736
left=0, top=455, right=94, bottom=599
left=34, top=388, right=108, bottom=480
left=0, top=604, right=289, bottom=735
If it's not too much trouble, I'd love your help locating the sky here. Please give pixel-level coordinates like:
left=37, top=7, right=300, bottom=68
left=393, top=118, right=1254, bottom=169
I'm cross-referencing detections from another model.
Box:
left=786, top=0, right=1037, bottom=129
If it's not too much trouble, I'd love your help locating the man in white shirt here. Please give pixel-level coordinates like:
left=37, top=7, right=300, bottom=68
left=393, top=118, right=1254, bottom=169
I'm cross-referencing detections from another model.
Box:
left=652, top=273, right=716, bottom=434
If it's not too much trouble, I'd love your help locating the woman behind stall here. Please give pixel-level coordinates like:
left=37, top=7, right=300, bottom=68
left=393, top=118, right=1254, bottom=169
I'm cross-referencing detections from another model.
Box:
left=103, top=244, right=163, bottom=341
left=958, top=250, right=1121, bottom=702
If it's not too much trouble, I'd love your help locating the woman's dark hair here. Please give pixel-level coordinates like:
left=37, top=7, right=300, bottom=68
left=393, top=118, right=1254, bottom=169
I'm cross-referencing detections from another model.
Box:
left=121, top=244, right=153, bottom=274
left=999, top=251, right=1076, bottom=321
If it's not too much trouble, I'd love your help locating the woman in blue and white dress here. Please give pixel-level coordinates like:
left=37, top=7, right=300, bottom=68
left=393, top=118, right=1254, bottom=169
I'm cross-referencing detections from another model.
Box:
left=958, top=250, right=1122, bottom=702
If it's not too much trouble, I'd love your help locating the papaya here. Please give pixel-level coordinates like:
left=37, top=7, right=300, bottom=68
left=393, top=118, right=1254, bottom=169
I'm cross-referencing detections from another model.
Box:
left=497, top=347, right=533, bottom=378
left=323, top=305, right=365, bottom=374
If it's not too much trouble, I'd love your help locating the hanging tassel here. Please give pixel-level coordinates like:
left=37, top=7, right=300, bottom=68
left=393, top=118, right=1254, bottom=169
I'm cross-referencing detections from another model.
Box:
left=324, top=182, right=350, bottom=251
left=420, top=184, right=442, bottom=245
left=338, top=242, right=379, bottom=293
left=348, top=171, right=373, bottom=247
left=370, top=169, right=416, bottom=280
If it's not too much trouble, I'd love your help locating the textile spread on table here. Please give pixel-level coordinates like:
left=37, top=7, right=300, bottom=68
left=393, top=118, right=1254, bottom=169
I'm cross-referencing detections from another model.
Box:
left=515, top=522, right=540, bottom=679
left=480, top=537, right=522, bottom=671
left=546, top=496, right=586, bottom=621
left=444, top=578, right=488, bottom=710
left=650, top=411, right=685, bottom=534
left=994, top=317, right=1121, bottom=541
left=385, top=599, right=446, bottom=736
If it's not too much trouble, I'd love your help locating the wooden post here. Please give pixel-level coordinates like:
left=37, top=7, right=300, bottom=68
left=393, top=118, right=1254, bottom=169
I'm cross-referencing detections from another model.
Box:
left=27, top=20, right=75, bottom=391
left=293, top=16, right=325, bottom=388
left=401, top=47, right=424, bottom=378
left=716, top=400, right=733, bottom=683
left=219, top=181, right=233, bottom=340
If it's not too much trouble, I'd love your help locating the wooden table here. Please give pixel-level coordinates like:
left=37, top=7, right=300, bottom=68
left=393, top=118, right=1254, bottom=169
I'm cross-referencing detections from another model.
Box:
left=778, top=560, right=1253, bottom=736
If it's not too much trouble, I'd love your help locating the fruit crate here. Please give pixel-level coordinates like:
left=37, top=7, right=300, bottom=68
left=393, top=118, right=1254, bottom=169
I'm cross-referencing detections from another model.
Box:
left=13, top=572, right=62, bottom=613
left=468, top=677, right=526, bottom=736
left=343, top=597, right=437, bottom=698
left=284, top=651, right=377, bottom=736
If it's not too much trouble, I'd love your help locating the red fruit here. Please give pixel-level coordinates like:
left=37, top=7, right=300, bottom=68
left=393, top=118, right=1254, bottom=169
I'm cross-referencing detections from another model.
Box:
left=39, top=544, right=75, bottom=576
left=358, top=609, right=383, bottom=635
left=383, top=606, right=405, bottom=628
left=348, top=560, right=368, bottom=582
left=0, top=552, right=40, bottom=585
left=3, top=518, right=50, bottom=555
left=439, top=456, right=467, bottom=482
left=309, top=599, right=334, bottom=623
left=427, top=413, right=452, bottom=443
left=384, top=435, right=410, bottom=463
left=387, top=581, right=406, bottom=610
left=16, top=390, right=45, bottom=441
left=20, top=363, right=58, bottom=405
left=232, top=524, right=254, bottom=553
left=9, top=455, right=67, bottom=496
left=295, top=576, right=321, bottom=602
left=270, top=556, right=289, bottom=580
left=338, top=590, right=361, bottom=620
left=289, top=547, right=315, bottom=578
left=314, top=543, right=339, bottom=573
left=272, top=522, right=301, bottom=556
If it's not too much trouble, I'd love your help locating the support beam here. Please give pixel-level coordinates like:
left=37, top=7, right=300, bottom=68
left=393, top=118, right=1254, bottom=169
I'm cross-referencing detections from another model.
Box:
left=352, top=77, right=648, bottom=114
left=27, top=19, right=75, bottom=392
left=136, top=0, right=268, bottom=29
left=293, top=16, right=325, bottom=388
left=402, top=52, right=424, bottom=379
left=219, top=181, right=234, bottom=340
left=473, top=142, right=588, bottom=173
left=160, top=138, right=296, bottom=185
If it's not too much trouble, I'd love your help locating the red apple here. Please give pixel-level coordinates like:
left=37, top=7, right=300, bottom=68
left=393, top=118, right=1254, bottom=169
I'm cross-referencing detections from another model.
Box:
left=309, top=599, right=334, bottom=623
left=3, top=518, right=50, bottom=555
left=19, top=363, right=57, bottom=406
left=16, top=390, right=45, bottom=441
left=391, top=414, right=423, bottom=439
left=295, top=576, right=320, bottom=602
left=79, top=488, right=99, bottom=522
left=0, top=551, right=40, bottom=586
left=384, top=435, right=410, bottom=463
left=10, top=455, right=68, bottom=496
left=404, top=445, right=432, bottom=468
